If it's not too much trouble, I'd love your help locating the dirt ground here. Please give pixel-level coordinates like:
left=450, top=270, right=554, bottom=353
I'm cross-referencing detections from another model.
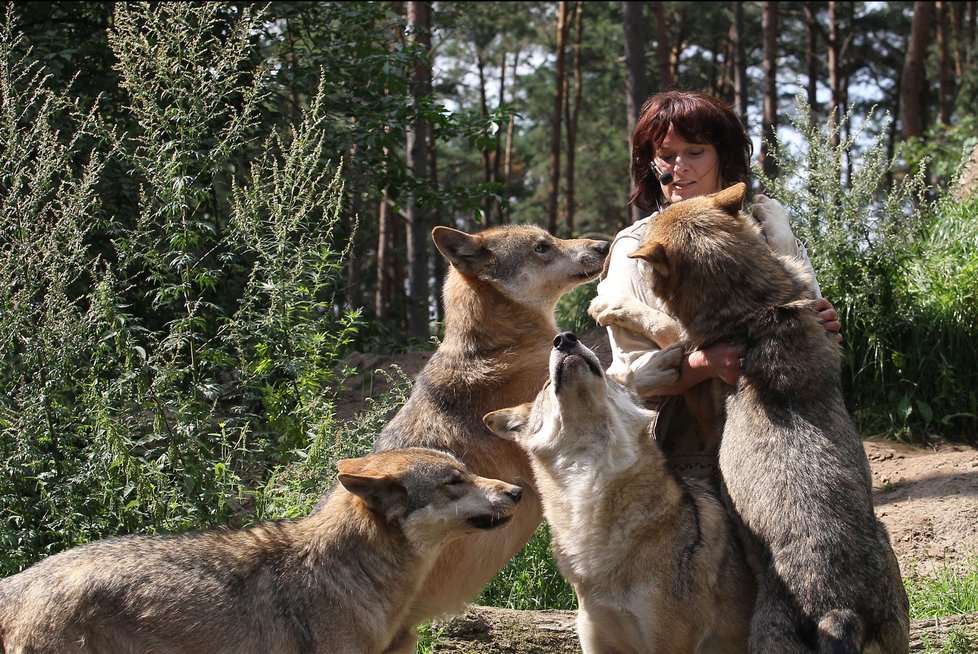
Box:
left=335, top=328, right=978, bottom=583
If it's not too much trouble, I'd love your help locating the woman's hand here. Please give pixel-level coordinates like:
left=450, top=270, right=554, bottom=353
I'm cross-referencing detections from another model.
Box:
left=815, top=297, right=843, bottom=343
left=690, top=342, right=744, bottom=386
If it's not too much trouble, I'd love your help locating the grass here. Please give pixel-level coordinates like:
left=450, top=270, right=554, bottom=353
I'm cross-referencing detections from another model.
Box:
left=905, top=553, right=978, bottom=653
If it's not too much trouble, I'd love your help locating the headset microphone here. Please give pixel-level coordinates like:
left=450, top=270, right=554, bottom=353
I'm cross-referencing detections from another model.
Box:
left=653, top=165, right=674, bottom=186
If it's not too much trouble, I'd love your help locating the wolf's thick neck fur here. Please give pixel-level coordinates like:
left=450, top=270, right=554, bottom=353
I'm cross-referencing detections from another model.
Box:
left=384, top=267, right=558, bottom=450
left=438, top=268, right=558, bottom=385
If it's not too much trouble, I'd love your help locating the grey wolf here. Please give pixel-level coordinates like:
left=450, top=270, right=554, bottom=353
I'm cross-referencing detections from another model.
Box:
left=0, top=448, right=522, bottom=654
left=629, top=182, right=910, bottom=653
left=372, top=224, right=609, bottom=652
left=485, top=332, right=755, bottom=654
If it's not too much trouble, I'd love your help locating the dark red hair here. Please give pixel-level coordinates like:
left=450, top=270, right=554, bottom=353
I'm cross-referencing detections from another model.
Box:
left=629, top=91, right=753, bottom=212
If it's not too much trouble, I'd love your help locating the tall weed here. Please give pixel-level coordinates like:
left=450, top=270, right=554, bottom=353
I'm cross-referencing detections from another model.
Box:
left=0, top=5, right=360, bottom=574
left=758, top=96, right=976, bottom=441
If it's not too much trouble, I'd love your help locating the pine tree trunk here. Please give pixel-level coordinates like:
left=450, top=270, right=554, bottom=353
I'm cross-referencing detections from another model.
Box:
left=760, top=1, right=779, bottom=181
left=732, top=1, right=748, bottom=128
left=623, top=1, right=648, bottom=226
left=804, top=2, right=819, bottom=121
left=405, top=1, right=432, bottom=340
left=502, top=49, right=520, bottom=226
left=937, top=1, right=955, bottom=125
left=477, top=49, right=494, bottom=226
left=653, top=2, right=674, bottom=88
left=547, top=1, right=570, bottom=235
left=494, top=49, right=506, bottom=224
left=564, top=1, right=583, bottom=237
left=901, top=1, right=933, bottom=140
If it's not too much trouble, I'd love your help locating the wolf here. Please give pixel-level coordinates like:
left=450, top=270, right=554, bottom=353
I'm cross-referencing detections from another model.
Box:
left=628, top=182, right=910, bottom=653
left=0, top=448, right=522, bottom=654
left=485, top=331, right=755, bottom=654
left=372, top=224, right=609, bottom=651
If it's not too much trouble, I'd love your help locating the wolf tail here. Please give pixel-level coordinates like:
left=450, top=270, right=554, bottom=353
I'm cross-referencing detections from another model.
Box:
left=817, top=609, right=864, bottom=654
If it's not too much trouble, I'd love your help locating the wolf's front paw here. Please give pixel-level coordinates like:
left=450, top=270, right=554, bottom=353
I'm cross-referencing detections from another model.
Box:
left=631, top=343, right=683, bottom=395
left=589, top=296, right=649, bottom=330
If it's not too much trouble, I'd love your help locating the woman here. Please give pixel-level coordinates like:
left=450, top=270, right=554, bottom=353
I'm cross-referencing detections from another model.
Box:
left=591, top=90, right=842, bottom=478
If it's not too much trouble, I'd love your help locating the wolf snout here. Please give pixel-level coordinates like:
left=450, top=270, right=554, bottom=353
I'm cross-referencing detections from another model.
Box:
left=504, top=485, right=523, bottom=504
left=554, top=331, right=579, bottom=352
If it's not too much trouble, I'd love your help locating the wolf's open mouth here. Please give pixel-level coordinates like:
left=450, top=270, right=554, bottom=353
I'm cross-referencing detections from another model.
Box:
left=574, top=267, right=602, bottom=280
left=467, top=513, right=513, bottom=530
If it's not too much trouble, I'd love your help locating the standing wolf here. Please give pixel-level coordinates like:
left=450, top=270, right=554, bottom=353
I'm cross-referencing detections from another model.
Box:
left=373, top=224, right=609, bottom=652
left=0, top=448, right=522, bottom=653
left=628, top=183, right=909, bottom=653
left=486, top=332, right=755, bottom=654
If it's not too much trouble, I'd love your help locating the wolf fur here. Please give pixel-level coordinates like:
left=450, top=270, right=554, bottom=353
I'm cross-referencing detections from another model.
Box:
left=372, top=224, right=609, bottom=651
left=0, top=448, right=522, bottom=654
left=485, top=332, right=756, bottom=654
left=629, top=183, right=910, bottom=653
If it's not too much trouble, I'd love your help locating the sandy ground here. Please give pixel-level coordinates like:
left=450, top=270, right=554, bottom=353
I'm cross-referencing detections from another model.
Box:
left=336, top=331, right=978, bottom=582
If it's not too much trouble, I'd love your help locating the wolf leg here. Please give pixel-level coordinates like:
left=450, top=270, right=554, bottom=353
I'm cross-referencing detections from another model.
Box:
left=588, top=296, right=681, bottom=349
left=748, top=572, right=812, bottom=654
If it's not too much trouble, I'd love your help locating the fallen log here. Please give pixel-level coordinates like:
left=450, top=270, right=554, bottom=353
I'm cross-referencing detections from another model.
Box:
left=429, top=606, right=978, bottom=653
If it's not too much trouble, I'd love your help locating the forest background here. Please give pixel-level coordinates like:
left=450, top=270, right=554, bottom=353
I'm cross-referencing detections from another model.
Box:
left=1, top=0, right=977, bottom=638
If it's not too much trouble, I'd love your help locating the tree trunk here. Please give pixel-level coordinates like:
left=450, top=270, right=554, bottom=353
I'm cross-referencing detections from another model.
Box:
left=804, top=2, right=819, bottom=122
left=970, top=1, right=978, bottom=66
left=405, top=1, right=432, bottom=341
left=951, top=0, right=966, bottom=79
left=760, top=1, right=779, bottom=181
left=494, top=49, right=506, bottom=224
left=936, top=1, right=955, bottom=125
left=653, top=2, right=674, bottom=88
left=477, top=49, right=494, bottom=226
left=564, top=1, right=583, bottom=237
left=828, top=0, right=842, bottom=151
left=429, top=606, right=978, bottom=653
left=732, top=1, right=748, bottom=128
left=547, top=1, right=570, bottom=235
left=623, top=1, right=648, bottom=226
left=375, top=190, right=406, bottom=333
left=502, top=48, right=520, bottom=226
left=901, top=1, right=933, bottom=141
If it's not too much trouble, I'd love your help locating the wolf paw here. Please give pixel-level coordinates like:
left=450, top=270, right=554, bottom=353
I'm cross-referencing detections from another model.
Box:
left=589, top=296, right=680, bottom=348
left=631, top=342, right=683, bottom=395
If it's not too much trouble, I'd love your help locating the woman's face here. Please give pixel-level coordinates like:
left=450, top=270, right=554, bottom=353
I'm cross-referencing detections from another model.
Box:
left=653, top=124, right=721, bottom=204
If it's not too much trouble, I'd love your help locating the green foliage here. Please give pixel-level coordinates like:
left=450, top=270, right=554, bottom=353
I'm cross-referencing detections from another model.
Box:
left=555, top=278, right=598, bottom=336
left=906, top=554, right=978, bottom=620
left=758, top=96, right=977, bottom=441
left=0, top=5, right=363, bottom=574
left=478, top=524, right=577, bottom=610
left=905, top=553, right=978, bottom=653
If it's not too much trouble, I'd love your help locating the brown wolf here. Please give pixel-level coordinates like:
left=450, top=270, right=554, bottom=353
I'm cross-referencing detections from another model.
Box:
left=629, top=182, right=910, bottom=653
left=485, top=332, right=755, bottom=654
left=373, top=224, right=609, bottom=651
left=0, top=448, right=522, bottom=654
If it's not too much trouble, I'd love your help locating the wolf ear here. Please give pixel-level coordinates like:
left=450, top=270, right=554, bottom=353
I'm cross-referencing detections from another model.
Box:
left=338, top=459, right=406, bottom=514
left=628, top=241, right=671, bottom=278
left=483, top=405, right=531, bottom=441
left=712, top=182, right=748, bottom=217
left=432, top=226, right=491, bottom=277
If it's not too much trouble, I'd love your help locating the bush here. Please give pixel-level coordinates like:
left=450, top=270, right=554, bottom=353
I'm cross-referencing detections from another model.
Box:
left=0, top=5, right=360, bottom=574
left=758, top=97, right=977, bottom=442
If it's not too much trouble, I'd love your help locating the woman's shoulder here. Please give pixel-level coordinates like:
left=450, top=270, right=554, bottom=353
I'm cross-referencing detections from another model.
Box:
left=614, top=213, right=657, bottom=244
